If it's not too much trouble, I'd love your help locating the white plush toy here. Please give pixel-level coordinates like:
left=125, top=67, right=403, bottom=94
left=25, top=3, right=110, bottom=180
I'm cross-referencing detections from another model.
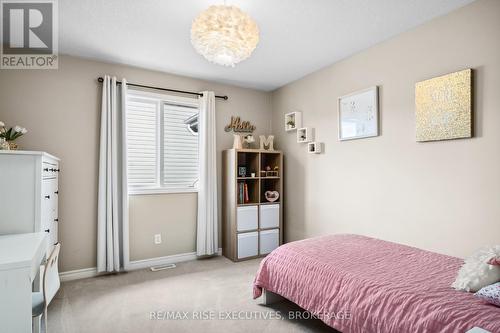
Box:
left=452, top=245, right=500, bottom=292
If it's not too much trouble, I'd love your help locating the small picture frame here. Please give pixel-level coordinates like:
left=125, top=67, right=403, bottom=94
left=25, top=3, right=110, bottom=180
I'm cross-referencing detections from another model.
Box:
left=238, top=166, right=247, bottom=177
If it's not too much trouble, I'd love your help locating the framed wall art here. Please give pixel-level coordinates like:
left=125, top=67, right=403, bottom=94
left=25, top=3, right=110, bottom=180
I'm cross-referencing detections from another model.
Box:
left=338, top=86, right=378, bottom=141
left=415, top=69, right=472, bottom=142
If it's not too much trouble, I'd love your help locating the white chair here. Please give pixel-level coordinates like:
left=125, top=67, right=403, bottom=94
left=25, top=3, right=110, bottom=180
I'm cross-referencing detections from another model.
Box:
left=33, top=243, right=61, bottom=333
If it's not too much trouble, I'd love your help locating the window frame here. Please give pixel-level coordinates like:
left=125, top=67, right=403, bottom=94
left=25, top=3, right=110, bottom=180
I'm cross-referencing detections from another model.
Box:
left=126, top=89, right=200, bottom=196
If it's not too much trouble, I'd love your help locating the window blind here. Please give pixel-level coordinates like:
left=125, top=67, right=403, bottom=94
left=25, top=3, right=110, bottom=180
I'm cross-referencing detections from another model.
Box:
left=163, top=104, right=199, bottom=188
left=126, top=97, right=158, bottom=188
left=126, top=92, right=199, bottom=193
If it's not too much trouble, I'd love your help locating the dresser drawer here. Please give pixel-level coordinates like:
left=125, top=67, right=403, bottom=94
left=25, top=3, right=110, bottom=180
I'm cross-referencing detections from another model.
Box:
left=42, top=160, right=59, bottom=179
left=41, top=179, right=58, bottom=230
left=47, top=220, right=58, bottom=254
left=41, top=179, right=57, bottom=207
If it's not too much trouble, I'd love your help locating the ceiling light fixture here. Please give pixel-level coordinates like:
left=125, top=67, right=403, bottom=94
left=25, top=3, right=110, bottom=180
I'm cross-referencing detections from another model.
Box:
left=191, top=4, right=259, bottom=67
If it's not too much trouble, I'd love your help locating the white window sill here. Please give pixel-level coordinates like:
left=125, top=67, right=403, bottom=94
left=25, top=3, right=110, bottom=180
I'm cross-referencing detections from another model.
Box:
left=129, top=188, right=198, bottom=195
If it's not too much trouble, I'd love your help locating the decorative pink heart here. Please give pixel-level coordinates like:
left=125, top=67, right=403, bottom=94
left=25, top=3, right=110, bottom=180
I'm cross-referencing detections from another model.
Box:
left=264, top=191, right=279, bottom=202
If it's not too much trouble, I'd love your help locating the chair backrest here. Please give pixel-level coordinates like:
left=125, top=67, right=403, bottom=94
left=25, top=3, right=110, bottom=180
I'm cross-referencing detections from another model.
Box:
left=43, top=243, right=61, bottom=306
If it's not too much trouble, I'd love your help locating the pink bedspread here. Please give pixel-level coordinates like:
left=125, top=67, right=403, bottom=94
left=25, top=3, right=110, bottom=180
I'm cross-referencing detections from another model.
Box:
left=253, top=234, right=500, bottom=333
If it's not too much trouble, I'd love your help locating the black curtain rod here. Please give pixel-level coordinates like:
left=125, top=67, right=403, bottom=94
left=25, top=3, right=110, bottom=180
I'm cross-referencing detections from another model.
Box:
left=97, top=77, right=228, bottom=100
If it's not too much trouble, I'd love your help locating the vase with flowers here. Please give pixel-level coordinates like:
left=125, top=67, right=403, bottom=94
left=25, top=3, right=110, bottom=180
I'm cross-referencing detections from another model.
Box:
left=0, top=121, right=28, bottom=150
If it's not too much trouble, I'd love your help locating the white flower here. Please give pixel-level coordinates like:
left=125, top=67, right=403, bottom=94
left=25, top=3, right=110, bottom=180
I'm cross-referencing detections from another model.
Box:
left=0, top=121, right=4, bottom=127
left=14, top=126, right=22, bottom=133
left=21, top=128, right=27, bottom=134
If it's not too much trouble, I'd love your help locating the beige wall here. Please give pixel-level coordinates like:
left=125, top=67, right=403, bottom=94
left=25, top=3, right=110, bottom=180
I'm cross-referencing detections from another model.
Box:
left=271, top=0, right=500, bottom=259
left=0, top=55, right=272, bottom=271
left=1, top=0, right=498, bottom=271
left=129, top=194, right=197, bottom=261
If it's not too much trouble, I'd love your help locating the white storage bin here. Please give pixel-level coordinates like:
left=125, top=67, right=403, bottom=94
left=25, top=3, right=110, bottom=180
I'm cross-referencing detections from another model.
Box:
left=259, top=229, right=279, bottom=255
left=237, top=232, right=258, bottom=259
left=259, top=204, right=280, bottom=229
left=237, top=205, right=258, bottom=231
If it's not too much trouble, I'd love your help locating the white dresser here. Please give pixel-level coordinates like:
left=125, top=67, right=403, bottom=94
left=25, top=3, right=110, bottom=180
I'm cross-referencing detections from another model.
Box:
left=0, top=151, right=60, bottom=255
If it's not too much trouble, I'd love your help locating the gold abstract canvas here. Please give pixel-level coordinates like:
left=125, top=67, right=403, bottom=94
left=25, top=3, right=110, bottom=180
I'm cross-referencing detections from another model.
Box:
left=415, top=69, right=472, bottom=142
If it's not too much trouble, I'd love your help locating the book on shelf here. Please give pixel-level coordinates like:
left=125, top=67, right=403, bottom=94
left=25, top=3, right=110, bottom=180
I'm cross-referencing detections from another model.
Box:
left=244, top=183, right=249, bottom=203
left=238, top=183, right=243, bottom=204
left=238, top=182, right=250, bottom=204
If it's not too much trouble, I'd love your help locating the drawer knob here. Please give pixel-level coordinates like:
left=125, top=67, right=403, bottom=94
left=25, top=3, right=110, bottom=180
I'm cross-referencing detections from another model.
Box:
left=43, top=168, right=49, bottom=172
left=54, top=191, right=59, bottom=194
left=44, top=229, right=50, bottom=233
left=44, top=195, right=50, bottom=199
left=54, top=218, right=59, bottom=222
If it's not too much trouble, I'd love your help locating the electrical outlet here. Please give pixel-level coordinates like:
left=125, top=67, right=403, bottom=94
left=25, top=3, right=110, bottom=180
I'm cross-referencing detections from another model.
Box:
left=154, top=234, right=162, bottom=244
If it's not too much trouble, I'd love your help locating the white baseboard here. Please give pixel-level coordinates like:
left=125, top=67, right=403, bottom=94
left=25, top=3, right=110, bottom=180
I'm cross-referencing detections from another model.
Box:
left=59, top=248, right=223, bottom=282
left=127, top=251, right=197, bottom=270
left=59, top=267, right=98, bottom=282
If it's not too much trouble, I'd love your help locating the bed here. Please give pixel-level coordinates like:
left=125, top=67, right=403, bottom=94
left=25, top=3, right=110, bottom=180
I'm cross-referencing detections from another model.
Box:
left=253, top=234, right=500, bottom=333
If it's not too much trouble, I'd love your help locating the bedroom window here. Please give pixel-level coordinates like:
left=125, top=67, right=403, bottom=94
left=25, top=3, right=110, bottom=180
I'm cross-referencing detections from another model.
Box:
left=126, top=90, right=199, bottom=194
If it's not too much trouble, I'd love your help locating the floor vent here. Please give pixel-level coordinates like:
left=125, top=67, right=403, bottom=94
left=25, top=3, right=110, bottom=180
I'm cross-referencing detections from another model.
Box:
left=150, top=264, right=176, bottom=272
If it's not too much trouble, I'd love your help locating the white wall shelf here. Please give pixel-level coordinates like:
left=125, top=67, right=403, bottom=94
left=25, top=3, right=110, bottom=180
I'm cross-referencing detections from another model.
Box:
left=308, top=142, right=323, bottom=154
left=285, top=111, right=302, bottom=132
left=297, top=127, right=314, bottom=143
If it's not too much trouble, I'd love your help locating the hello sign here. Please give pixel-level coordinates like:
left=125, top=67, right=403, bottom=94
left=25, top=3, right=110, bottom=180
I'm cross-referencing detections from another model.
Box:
left=224, top=116, right=256, bottom=133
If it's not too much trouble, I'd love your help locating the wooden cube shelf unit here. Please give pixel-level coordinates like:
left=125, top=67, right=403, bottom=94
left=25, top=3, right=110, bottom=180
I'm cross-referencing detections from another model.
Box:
left=222, top=149, right=283, bottom=262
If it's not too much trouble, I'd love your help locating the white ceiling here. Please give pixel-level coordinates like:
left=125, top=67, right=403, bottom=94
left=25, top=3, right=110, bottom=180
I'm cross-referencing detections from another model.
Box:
left=59, top=0, right=474, bottom=91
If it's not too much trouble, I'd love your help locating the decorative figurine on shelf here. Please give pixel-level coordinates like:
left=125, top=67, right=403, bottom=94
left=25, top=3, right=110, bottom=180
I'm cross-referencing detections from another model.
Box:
left=224, top=116, right=256, bottom=133
left=261, top=166, right=271, bottom=178
left=264, top=190, right=280, bottom=202
left=264, top=165, right=279, bottom=177
left=243, top=134, right=255, bottom=148
left=0, top=121, right=27, bottom=150
left=232, top=134, right=243, bottom=149
left=259, top=135, right=274, bottom=151
left=273, top=166, right=279, bottom=177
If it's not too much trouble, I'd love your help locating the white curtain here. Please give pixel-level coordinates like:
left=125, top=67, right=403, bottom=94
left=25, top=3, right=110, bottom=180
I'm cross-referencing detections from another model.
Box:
left=97, top=75, right=130, bottom=272
left=196, top=91, right=218, bottom=256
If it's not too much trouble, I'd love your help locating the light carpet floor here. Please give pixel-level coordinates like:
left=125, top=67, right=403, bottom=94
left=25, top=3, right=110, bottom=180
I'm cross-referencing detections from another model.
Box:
left=48, top=256, right=336, bottom=333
